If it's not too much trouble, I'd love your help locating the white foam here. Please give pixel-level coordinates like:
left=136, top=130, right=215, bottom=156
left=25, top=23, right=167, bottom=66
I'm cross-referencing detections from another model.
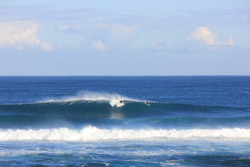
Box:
left=1, top=127, right=250, bottom=142
left=42, top=91, right=138, bottom=107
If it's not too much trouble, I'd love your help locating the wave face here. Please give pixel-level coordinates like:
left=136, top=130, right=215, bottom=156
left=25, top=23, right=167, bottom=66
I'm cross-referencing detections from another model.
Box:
left=0, top=92, right=246, bottom=118
left=0, top=92, right=249, bottom=130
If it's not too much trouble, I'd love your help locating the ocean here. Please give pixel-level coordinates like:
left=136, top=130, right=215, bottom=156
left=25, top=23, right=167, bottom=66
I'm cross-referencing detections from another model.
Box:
left=0, top=76, right=249, bottom=166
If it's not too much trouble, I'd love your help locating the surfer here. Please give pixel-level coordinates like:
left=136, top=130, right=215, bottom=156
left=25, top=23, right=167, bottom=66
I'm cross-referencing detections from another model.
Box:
left=119, top=100, right=123, bottom=104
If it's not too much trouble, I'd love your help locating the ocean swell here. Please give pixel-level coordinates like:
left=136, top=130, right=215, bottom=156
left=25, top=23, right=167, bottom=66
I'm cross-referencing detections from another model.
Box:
left=0, top=100, right=244, bottom=119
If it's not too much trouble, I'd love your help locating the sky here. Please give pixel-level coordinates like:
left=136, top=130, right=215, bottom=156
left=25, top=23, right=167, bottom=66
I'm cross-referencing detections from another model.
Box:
left=0, top=0, right=250, bottom=75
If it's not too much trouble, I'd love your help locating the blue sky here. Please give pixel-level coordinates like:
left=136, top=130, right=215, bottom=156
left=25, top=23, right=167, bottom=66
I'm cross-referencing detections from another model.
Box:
left=0, top=0, right=249, bottom=75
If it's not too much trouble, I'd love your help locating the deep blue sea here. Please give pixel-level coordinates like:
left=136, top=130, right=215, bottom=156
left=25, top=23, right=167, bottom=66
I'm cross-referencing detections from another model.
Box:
left=0, top=76, right=250, bottom=166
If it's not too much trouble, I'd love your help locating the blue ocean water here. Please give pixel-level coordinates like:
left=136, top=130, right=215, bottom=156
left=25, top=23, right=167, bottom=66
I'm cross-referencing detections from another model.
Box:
left=0, top=76, right=250, bottom=166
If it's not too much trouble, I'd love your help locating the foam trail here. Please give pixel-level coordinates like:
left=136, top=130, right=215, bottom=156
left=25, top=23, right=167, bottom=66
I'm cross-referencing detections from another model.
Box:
left=1, top=127, right=250, bottom=141
left=42, top=92, right=138, bottom=107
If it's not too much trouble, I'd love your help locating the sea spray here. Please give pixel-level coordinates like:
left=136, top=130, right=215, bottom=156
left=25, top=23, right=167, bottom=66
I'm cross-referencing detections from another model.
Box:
left=41, top=91, right=138, bottom=107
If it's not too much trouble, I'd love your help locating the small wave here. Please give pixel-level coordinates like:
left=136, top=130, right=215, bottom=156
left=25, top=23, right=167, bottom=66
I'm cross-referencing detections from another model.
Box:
left=1, top=127, right=250, bottom=141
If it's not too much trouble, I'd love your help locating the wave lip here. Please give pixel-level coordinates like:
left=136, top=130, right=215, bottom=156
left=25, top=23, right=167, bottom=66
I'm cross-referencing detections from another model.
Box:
left=1, top=127, right=250, bottom=142
left=41, top=92, right=140, bottom=107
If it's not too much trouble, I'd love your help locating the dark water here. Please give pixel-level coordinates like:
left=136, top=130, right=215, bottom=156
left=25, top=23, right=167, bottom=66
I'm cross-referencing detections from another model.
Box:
left=0, top=76, right=250, bottom=166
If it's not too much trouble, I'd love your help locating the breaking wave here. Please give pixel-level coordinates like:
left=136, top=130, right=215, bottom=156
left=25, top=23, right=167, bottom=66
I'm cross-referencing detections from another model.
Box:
left=0, top=92, right=244, bottom=119
left=1, top=126, right=250, bottom=141
left=0, top=92, right=248, bottom=129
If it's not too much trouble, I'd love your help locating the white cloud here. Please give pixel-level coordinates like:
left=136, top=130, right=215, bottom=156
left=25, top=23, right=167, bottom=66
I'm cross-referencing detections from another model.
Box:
left=0, top=21, right=52, bottom=51
left=191, top=27, right=234, bottom=46
left=92, top=40, right=108, bottom=51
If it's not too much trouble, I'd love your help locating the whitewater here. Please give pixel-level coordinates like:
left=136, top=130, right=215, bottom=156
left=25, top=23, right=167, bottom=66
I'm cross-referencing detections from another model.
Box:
left=1, top=127, right=250, bottom=142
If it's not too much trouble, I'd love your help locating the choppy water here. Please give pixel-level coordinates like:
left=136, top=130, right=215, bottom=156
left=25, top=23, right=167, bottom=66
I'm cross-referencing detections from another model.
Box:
left=0, top=76, right=249, bottom=166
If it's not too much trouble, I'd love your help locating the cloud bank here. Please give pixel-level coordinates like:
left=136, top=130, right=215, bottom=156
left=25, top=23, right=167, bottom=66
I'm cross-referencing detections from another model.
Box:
left=0, top=21, right=52, bottom=51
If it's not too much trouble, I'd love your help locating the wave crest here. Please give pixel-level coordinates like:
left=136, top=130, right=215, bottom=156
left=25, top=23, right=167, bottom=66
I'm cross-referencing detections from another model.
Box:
left=42, top=91, right=137, bottom=107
